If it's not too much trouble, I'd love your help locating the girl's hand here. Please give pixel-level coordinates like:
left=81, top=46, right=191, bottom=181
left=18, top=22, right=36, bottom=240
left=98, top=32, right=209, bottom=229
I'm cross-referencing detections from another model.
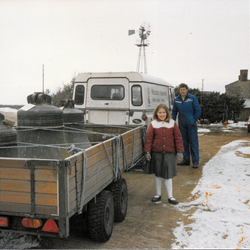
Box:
left=176, top=152, right=183, bottom=159
left=145, top=152, right=151, bottom=161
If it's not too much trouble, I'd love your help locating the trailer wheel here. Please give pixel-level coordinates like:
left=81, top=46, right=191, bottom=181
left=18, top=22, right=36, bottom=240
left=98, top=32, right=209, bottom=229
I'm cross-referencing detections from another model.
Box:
left=106, top=178, right=128, bottom=222
left=87, top=190, right=114, bottom=242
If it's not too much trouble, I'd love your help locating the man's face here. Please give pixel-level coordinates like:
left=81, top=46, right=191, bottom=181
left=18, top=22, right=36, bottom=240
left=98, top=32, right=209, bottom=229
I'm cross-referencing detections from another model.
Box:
left=179, top=87, right=188, bottom=97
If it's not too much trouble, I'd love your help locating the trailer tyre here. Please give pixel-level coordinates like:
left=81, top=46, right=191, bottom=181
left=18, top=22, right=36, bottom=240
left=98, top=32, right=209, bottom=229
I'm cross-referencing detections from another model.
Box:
left=87, top=190, right=114, bottom=242
left=106, top=178, right=128, bottom=222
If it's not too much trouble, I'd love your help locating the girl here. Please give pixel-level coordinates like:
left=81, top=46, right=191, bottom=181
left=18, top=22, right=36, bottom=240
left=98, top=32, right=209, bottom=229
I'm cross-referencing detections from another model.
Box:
left=144, top=103, right=184, bottom=204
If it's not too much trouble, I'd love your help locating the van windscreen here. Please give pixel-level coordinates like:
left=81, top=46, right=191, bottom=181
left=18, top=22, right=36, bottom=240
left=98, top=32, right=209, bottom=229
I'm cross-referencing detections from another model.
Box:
left=91, top=85, right=124, bottom=100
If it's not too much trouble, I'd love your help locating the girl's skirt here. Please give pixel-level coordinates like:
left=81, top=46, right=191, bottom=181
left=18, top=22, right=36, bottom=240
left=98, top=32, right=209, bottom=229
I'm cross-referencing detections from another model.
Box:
left=145, top=152, right=177, bottom=179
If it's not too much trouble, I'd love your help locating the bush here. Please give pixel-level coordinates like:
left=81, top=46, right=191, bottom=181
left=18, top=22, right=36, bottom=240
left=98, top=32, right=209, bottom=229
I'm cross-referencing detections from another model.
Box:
left=45, top=78, right=75, bottom=107
left=174, top=87, right=245, bottom=123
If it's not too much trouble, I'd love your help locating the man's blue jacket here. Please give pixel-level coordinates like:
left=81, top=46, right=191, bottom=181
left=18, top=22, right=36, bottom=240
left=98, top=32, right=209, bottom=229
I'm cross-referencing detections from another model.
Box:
left=172, top=93, right=201, bottom=125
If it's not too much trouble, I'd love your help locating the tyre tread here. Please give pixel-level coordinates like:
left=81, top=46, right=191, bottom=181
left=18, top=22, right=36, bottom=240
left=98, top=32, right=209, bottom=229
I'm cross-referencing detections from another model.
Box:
left=87, top=190, right=114, bottom=242
left=106, top=178, right=128, bottom=222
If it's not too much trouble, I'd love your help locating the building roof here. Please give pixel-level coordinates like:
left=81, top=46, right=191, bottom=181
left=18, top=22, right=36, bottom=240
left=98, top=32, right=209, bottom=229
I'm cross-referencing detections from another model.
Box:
left=225, top=80, right=250, bottom=87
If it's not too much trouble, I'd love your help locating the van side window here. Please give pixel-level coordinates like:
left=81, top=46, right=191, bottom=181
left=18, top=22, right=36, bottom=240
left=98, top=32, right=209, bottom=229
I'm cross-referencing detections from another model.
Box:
left=91, top=85, right=124, bottom=100
left=132, top=85, right=142, bottom=106
left=75, top=85, right=85, bottom=105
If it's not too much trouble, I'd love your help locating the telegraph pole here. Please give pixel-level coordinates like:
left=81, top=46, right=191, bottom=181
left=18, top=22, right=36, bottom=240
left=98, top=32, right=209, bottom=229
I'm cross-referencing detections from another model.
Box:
left=42, top=64, right=44, bottom=93
left=201, top=79, right=204, bottom=123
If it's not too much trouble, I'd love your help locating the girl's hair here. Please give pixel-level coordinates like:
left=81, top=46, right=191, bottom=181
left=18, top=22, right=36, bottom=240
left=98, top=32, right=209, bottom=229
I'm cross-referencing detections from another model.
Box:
left=153, top=103, right=171, bottom=121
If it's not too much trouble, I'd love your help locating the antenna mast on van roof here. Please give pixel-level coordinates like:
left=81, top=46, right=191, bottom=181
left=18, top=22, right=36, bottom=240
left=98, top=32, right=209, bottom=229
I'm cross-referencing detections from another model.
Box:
left=128, top=22, right=151, bottom=74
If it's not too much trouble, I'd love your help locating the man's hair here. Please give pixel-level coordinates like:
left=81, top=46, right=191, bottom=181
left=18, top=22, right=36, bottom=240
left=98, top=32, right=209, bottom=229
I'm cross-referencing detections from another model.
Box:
left=153, top=103, right=171, bottom=121
left=179, top=83, right=188, bottom=89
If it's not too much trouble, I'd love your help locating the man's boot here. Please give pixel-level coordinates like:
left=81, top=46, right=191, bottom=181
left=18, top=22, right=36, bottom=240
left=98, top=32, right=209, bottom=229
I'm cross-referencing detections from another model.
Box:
left=177, top=160, right=190, bottom=165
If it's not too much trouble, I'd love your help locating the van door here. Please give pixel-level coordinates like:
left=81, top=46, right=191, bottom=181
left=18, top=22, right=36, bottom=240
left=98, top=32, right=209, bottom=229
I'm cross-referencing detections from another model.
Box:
left=86, top=78, right=129, bottom=125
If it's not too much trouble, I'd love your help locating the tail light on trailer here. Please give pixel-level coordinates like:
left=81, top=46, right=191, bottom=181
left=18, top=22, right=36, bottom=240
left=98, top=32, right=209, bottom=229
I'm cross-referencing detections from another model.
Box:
left=0, top=216, right=9, bottom=227
left=142, top=114, right=147, bottom=121
left=22, top=218, right=42, bottom=228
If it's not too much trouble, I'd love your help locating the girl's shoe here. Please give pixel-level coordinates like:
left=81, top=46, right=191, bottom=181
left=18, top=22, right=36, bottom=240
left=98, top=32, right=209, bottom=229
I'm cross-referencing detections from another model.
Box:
left=168, top=197, right=179, bottom=205
left=151, top=194, right=161, bottom=202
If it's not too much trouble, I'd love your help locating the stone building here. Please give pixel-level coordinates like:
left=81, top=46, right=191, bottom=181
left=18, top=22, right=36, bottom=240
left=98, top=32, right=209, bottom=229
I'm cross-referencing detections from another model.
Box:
left=225, top=69, right=250, bottom=121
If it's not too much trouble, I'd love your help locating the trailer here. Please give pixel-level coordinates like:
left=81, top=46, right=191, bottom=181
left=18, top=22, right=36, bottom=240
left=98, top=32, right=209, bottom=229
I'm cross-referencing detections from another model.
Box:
left=0, top=94, right=146, bottom=242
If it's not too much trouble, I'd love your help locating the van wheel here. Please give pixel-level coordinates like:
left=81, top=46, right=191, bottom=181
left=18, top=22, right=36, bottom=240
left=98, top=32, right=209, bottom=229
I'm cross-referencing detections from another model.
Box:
left=106, top=178, right=128, bottom=222
left=87, top=190, right=114, bottom=242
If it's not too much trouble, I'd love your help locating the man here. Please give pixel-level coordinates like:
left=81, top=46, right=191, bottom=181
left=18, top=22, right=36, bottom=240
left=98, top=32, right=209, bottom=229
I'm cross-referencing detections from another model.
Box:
left=171, top=83, right=201, bottom=168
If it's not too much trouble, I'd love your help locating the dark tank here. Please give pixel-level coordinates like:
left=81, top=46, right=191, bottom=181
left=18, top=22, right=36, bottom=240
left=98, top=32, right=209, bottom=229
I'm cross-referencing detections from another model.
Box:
left=17, top=93, right=68, bottom=159
left=61, top=99, right=91, bottom=150
left=0, top=113, right=18, bottom=157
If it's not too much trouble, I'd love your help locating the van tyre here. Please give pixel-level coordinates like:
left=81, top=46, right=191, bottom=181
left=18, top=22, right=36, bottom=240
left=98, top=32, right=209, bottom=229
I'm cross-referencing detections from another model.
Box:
left=87, top=190, right=114, bottom=242
left=106, top=178, right=128, bottom=222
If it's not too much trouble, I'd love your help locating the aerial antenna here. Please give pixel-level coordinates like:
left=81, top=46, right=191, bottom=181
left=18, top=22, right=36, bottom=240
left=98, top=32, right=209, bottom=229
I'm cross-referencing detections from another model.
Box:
left=129, top=22, right=151, bottom=74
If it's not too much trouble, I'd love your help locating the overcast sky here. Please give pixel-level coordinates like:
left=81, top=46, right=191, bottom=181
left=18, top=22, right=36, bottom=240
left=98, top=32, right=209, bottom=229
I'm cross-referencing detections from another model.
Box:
left=0, top=0, right=249, bottom=105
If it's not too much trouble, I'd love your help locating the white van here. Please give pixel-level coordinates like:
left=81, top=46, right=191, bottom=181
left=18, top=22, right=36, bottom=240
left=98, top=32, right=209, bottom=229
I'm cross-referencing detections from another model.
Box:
left=73, top=72, right=175, bottom=126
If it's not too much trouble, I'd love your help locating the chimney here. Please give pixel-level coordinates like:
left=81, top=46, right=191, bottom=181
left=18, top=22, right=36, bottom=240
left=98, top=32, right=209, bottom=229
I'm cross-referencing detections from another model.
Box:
left=238, top=69, right=248, bottom=81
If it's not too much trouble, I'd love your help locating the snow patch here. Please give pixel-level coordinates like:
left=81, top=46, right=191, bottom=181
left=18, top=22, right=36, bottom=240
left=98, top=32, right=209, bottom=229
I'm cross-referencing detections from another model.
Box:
left=198, top=128, right=211, bottom=133
left=172, top=140, right=250, bottom=249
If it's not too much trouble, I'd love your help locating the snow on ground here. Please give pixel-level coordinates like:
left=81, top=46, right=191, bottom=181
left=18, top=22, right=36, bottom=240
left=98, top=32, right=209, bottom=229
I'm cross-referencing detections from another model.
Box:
left=0, top=107, right=18, bottom=114
left=198, top=121, right=247, bottom=134
left=198, top=128, right=211, bottom=133
left=0, top=232, right=39, bottom=249
left=228, top=121, right=248, bottom=128
left=172, top=140, right=250, bottom=249
left=210, top=121, right=247, bottom=128
left=0, top=107, right=17, bottom=125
